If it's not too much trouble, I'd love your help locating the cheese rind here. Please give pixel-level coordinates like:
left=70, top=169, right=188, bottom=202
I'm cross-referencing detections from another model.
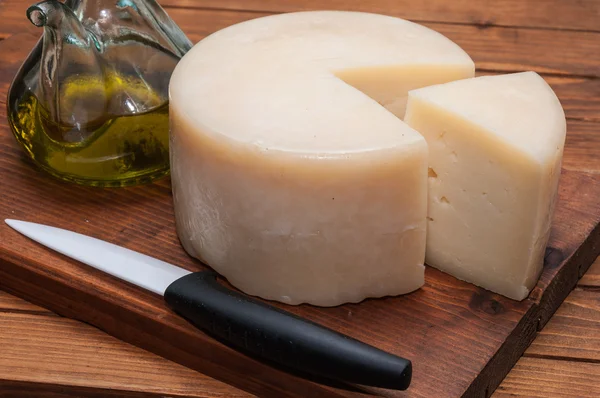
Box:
left=170, top=115, right=428, bottom=306
left=404, top=72, right=566, bottom=300
left=169, top=11, right=474, bottom=306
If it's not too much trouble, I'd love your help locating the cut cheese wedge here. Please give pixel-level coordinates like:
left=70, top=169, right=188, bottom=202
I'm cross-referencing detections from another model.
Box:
left=169, top=11, right=474, bottom=306
left=404, top=72, right=566, bottom=300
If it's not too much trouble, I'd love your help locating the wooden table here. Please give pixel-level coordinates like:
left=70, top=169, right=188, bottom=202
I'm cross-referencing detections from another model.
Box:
left=1, top=0, right=599, bottom=396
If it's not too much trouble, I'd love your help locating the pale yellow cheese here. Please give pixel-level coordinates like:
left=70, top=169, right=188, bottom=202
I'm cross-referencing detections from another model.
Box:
left=169, top=11, right=474, bottom=306
left=404, top=72, right=566, bottom=300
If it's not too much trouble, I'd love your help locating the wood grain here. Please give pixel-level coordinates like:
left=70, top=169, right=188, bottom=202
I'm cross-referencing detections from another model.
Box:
left=579, top=257, right=600, bottom=287
left=562, top=120, right=600, bottom=174
left=0, top=32, right=39, bottom=107
left=2, top=1, right=600, bottom=77
left=493, top=357, right=600, bottom=398
left=0, top=290, right=52, bottom=314
left=2, top=273, right=598, bottom=398
left=525, top=289, right=600, bottom=363
left=3, top=272, right=599, bottom=398
left=540, top=76, right=600, bottom=123
left=477, top=71, right=600, bottom=123
left=161, top=0, right=600, bottom=32
left=0, top=312, right=249, bottom=397
left=2, top=49, right=600, bottom=397
left=1, top=1, right=600, bottom=397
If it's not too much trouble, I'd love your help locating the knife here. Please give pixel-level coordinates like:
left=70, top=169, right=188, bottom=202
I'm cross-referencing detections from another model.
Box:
left=5, top=219, right=411, bottom=390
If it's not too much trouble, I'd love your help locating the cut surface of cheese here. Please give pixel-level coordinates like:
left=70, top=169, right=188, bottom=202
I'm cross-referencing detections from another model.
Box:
left=404, top=72, right=566, bottom=300
left=169, top=11, right=474, bottom=306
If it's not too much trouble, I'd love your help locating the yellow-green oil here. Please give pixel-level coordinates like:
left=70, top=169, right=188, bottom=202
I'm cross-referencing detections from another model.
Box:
left=8, top=75, right=170, bottom=187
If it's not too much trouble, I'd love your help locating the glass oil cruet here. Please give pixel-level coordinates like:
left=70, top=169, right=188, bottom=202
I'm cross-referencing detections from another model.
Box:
left=7, top=0, right=192, bottom=186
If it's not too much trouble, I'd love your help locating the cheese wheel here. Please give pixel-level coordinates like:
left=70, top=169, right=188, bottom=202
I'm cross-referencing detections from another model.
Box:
left=404, top=72, right=566, bottom=300
left=169, top=11, right=474, bottom=306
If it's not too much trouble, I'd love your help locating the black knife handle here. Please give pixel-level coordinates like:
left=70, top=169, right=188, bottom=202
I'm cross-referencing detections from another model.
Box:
left=164, top=271, right=411, bottom=390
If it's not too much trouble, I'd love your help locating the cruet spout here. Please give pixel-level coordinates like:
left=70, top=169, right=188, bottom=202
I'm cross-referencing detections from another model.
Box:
left=28, top=0, right=87, bottom=33
left=27, top=0, right=107, bottom=142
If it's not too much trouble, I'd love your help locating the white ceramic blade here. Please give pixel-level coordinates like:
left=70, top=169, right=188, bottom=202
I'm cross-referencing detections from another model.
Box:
left=5, top=219, right=191, bottom=295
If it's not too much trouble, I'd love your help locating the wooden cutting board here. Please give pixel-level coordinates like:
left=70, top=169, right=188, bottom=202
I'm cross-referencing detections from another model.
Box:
left=1, top=3, right=600, bottom=397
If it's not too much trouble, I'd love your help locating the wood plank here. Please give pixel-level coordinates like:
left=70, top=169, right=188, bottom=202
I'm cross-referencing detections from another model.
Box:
left=164, top=0, right=600, bottom=32
left=0, top=32, right=39, bottom=106
left=563, top=120, right=600, bottom=174
left=3, top=285, right=599, bottom=398
left=579, top=256, right=600, bottom=287
left=2, top=1, right=600, bottom=77
left=526, top=289, right=600, bottom=362
left=2, top=284, right=598, bottom=398
left=0, top=0, right=38, bottom=39
left=0, top=290, right=53, bottom=314
left=0, top=312, right=249, bottom=397
left=493, top=357, right=600, bottom=398
left=527, top=75, right=600, bottom=123
left=0, top=381, right=195, bottom=398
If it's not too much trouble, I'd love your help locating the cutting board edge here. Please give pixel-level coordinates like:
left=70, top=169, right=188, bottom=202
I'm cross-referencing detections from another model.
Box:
left=0, top=248, right=362, bottom=398
left=463, top=215, right=600, bottom=398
